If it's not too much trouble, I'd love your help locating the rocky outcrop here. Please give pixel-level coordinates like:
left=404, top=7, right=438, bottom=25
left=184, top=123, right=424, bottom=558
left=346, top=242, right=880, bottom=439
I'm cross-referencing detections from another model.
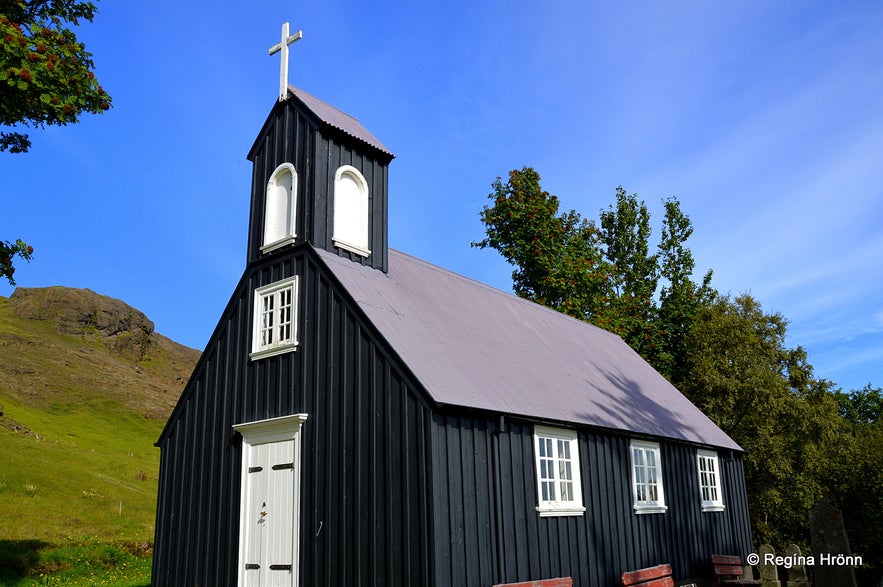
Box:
left=10, top=286, right=155, bottom=359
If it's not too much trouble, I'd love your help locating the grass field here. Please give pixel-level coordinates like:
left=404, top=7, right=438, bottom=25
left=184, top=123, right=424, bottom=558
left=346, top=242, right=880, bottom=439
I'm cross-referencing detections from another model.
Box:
left=0, top=290, right=199, bottom=585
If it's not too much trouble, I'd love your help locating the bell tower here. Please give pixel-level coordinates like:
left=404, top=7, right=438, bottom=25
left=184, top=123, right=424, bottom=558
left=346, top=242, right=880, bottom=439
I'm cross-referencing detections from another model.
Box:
left=245, top=23, right=394, bottom=272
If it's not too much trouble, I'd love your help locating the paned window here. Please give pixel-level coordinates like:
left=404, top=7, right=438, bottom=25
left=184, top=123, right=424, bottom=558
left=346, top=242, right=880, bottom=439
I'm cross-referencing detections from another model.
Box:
left=697, top=450, right=725, bottom=512
left=630, top=440, right=667, bottom=514
left=262, top=163, right=297, bottom=252
left=533, top=426, right=585, bottom=517
left=251, top=277, right=298, bottom=359
left=332, top=165, right=370, bottom=257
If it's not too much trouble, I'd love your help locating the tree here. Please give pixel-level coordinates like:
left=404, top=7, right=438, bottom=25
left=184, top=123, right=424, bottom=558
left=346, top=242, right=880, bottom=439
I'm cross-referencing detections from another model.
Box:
left=472, top=167, right=611, bottom=319
left=1, top=0, right=111, bottom=153
left=595, top=187, right=660, bottom=358
left=474, top=167, right=710, bottom=373
left=1, top=238, right=33, bottom=284
left=679, top=293, right=844, bottom=547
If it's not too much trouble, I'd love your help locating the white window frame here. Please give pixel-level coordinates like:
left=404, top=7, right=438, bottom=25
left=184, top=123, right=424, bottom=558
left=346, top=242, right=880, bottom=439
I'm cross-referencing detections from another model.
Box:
left=233, top=414, right=308, bottom=587
left=251, top=276, right=298, bottom=360
left=332, top=165, right=371, bottom=257
left=629, top=440, right=668, bottom=514
left=697, top=449, right=725, bottom=512
left=262, top=163, right=298, bottom=253
left=533, top=426, right=586, bottom=517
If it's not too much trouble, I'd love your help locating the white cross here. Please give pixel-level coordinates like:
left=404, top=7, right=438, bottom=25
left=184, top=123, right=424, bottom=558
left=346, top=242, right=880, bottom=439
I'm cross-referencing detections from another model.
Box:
left=268, top=22, right=303, bottom=101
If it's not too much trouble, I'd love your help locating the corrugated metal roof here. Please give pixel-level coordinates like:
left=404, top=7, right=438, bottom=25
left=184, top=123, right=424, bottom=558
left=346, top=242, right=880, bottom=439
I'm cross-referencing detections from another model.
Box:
left=288, top=85, right=393, bottom=157
left=315, top=247, right=742, bottom=451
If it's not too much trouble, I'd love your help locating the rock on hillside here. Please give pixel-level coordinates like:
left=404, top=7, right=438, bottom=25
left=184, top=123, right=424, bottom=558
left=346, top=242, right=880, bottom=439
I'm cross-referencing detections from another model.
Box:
left=11, top=286, right=156, bottom=359
left=1, top=286, right=201, bottom=420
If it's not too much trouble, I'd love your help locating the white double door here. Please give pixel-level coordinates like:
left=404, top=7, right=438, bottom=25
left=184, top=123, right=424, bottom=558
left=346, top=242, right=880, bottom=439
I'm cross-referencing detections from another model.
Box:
left=241, top=439, right=296, bottom=586
left=235, top=414, right=308, bottom=587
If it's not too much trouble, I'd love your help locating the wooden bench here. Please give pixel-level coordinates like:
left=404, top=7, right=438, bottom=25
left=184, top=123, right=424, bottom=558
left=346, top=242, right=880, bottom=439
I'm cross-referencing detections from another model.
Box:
left=492, top=579, right=572, bottom=587
left=621, top=564, right=674, bottom=587
left=711, top=555, right=762, bottom=586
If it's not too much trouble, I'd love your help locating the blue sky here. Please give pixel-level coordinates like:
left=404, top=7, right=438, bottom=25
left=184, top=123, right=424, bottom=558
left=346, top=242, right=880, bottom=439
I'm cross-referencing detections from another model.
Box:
left=3, top=0, right=881, bottom=392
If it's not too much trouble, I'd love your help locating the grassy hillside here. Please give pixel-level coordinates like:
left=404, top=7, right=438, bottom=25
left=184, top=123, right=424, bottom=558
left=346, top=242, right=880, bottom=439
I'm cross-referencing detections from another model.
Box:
left=0, top=288, right=200, bottom=584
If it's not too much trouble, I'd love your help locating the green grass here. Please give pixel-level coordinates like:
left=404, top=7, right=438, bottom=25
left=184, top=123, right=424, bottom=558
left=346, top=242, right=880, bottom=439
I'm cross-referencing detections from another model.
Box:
left=0, top=291, right=199, bottom=585
left=0, top=539, right=151, bottom=586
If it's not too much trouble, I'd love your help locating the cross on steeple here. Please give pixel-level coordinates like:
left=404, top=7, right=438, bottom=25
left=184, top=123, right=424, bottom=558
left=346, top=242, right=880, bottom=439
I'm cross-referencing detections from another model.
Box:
left=268, top=22, right=303, bottom=101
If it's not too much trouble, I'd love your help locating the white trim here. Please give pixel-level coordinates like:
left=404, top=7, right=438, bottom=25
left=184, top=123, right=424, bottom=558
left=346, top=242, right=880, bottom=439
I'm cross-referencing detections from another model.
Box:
left=332, top=165, right=371, bottom=256
left=262, top=163, right=298, bottom=252
left=234, top=413, right=309, bottom=445
left=630, top=439, right=668, bottom=514
left=234, top=414, right=308, bottom=587
left=697, top=449, right=726, bottom=512
left=250, top=276, right=298, bottom=360
left=533, top=425, right=586, bottom=517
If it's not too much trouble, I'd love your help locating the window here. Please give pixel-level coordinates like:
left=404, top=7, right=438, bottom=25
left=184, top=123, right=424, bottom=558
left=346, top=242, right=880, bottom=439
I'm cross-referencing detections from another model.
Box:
left=630, top=440, right=667, bottom=514
left=332, top=165, right=370, bottom=257
left=251, top=277, right=298, bottom=360
left=697, top=450, right=725, bottom=512
left=262, top=163, right=297, bottom=252
left=533, top=426, right=585, bottom=517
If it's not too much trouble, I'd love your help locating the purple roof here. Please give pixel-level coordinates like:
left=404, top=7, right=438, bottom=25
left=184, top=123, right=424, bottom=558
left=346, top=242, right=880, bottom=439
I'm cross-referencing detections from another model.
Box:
left=315, top=247, right=742, bottom=451
left=288, top=86, right=393, bottom=157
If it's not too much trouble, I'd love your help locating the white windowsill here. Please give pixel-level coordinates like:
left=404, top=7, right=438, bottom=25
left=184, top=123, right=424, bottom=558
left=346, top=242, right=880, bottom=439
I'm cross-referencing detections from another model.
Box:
left=536, top=505, right=586, bottom=517
left=250, top=342, right=298, bottom=361
left=634, top=503, right=668, bottom=514
left=701, top=504, right=726, bottom=513
left=333, top=239, right=370, bottom=257
left=261, top=235, right=297, bottom=254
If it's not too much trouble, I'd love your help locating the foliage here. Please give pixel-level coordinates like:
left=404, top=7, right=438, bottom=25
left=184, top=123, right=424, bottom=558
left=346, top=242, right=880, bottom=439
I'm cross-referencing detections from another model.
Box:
left=0, top=239, right=33, bottom=285
left=0, top=538, right=151, bottom=586
left=679, top=293, right=846, bottom=546
left=473, top=167, right=711, bottom=376
left=0, top=0, right=111, bottom=153
left=833, top=383, right=882, bottom=426
left=472, top=167, right=611, bottom=319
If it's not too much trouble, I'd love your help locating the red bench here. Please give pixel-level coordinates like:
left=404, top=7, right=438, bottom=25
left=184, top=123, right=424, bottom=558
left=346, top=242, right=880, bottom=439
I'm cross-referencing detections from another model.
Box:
left=492, top=579, right=572, bottom=587
left=711, top=555, right=762, bottom=586
left=621, top=564, right=674, bottom=587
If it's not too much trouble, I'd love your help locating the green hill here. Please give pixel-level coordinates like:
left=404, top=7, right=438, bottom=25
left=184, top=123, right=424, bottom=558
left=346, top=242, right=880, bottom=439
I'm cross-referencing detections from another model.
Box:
left=0, top=287, right=199, bottom=582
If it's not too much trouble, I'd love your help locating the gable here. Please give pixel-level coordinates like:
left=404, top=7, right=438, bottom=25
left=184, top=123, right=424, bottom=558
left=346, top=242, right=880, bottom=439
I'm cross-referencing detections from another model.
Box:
left=315, top=247, right=741, bottom=451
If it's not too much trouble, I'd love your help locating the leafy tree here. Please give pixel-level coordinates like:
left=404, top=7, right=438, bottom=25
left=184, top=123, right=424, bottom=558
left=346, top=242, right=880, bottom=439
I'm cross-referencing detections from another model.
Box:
left=833, top=383, right=882, bottom=426
left=595, top=187, right=660, bottom=358
left=474, top=167, right=710, bottom=373
left=1, top=238, right=33, bottom=284
left=679, top=293, right=844, bottom=547
left=1, top=0, right=111, bottom=153
left=657, top=197, right=714, bottom=382
left=472, top=167, right=611, bottom=319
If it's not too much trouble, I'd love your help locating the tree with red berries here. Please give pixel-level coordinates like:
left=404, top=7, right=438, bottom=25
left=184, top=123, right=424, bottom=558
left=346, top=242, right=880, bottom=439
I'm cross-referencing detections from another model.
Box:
left=1, top=0, right=112, bottom=153
left=1, top=239, right=33, bottom=284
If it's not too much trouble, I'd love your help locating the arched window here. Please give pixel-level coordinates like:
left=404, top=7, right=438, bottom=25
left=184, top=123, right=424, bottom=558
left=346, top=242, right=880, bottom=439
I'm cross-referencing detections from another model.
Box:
left=332, top=165, right=370, bottom=257
left=262, top=163, right=297, bottom=252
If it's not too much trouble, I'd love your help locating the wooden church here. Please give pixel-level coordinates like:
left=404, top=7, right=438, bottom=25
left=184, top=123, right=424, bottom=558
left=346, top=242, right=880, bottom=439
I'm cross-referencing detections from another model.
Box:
left=152, top=24, right=754, bottom=587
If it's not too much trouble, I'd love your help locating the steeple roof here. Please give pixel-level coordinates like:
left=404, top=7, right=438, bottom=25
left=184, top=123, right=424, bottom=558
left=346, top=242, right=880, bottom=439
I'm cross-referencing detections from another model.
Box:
left=287, top=85, right=393, bottom=157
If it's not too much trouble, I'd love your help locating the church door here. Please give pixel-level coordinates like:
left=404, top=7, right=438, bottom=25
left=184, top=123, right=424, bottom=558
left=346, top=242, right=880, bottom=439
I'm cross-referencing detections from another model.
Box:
left=234, top=414, right=308, bottom=587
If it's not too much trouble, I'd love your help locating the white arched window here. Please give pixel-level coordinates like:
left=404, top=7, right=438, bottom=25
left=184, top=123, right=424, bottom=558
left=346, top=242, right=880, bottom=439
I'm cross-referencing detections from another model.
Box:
left=262, top=163, right=297, bottom=252
left=332, top=165, right=370, bottom=257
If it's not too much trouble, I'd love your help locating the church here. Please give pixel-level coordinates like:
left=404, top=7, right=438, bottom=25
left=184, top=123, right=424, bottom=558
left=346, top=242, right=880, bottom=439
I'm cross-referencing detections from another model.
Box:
left=152, top=24, right=754, bottom=587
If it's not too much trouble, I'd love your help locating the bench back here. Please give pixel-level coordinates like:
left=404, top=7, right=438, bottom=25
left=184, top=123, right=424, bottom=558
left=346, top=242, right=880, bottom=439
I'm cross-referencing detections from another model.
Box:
left=492, top=579, right=573, bottom=587
left=711, top=554, right=745, bottom=578
left=621, top=564, right=675, bottom=587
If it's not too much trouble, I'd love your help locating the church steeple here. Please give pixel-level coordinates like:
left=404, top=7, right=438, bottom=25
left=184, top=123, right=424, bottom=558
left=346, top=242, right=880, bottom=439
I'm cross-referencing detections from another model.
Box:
left=245, top=25, right=394, bottom=272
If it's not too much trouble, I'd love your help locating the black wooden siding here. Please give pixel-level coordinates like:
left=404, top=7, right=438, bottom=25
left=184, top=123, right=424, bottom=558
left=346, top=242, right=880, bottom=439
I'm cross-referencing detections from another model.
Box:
left=246, top=100, right=390, bottom=272
left=431, top=414, right=753, bottom=587
left=153, top=246, right=434, bottom=586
